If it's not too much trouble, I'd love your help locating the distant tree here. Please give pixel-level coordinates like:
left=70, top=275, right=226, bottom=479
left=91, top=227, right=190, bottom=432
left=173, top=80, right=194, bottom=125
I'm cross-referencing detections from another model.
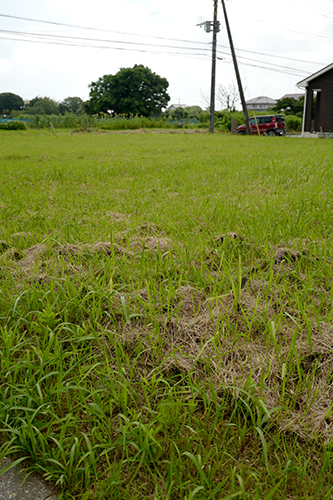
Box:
left=273, top=96, right=304, bottom=116
left=216, top=83, right=239, bottom=112
left=200, top=89, right=210, bottom=110
left=25, top=96, right=58, bottom=115
left=58, top=96, right=83, bottom=115
left=0, top=92, right=24, bottom=114
left=87, top=65, right=170, bottom=116
left=165, top=105, right=203, bottom=121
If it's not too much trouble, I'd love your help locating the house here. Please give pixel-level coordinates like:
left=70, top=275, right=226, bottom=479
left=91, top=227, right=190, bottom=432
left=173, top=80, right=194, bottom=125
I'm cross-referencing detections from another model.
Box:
left=245, top=96, right=277, bottom=111
left=168, top=104, right=187, bottom=111
left=297, top=63, right=333, bottom=134
left=279, top=93, right=304, bottom=101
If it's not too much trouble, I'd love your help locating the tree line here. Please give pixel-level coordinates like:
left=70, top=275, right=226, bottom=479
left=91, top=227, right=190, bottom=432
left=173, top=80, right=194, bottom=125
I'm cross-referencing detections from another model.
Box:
left=0, top=65, right=170, bottom=118
left=0, top=63, right=305, bottom=123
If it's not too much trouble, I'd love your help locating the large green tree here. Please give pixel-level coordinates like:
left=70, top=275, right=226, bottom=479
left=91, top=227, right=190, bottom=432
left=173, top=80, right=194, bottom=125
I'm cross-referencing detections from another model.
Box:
left=0, top=92, right=24, bottom=114
left=87, top=65, right=170, bottom=116
left=25, top=97, right=58, bottom=115
left=58, top=96, right=83, bottom=115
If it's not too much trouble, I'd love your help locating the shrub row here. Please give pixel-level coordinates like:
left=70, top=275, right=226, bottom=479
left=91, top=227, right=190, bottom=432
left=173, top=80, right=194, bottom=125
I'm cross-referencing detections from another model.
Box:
left=98, top=115, right=174, bottom=130
left=0, top=121, right=27, bottom=130
left=2, top=112, right=303, bottom=133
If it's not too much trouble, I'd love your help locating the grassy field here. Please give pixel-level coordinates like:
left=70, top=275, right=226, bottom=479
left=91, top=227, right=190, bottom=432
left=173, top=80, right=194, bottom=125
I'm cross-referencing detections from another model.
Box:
left=0, top=128, right=333, bottom=499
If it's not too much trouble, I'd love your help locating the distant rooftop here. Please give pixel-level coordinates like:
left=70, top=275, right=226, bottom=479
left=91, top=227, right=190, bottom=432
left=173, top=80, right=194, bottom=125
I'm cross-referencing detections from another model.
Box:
left=279, top=94, right=304, bottom=100
left=246, top=96, right=277, bottom=105
left=168, top=104, right=187, bottom=110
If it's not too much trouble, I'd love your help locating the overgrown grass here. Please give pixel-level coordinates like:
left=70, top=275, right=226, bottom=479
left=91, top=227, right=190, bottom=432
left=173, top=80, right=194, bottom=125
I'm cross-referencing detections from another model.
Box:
left=14, top=114, right=179, bottom=131
left=0, top=129, right=333, bottom=499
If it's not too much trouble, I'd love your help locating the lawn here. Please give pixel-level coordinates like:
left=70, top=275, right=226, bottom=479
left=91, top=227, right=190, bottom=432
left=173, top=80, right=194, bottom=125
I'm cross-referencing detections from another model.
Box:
left=0, top=129, right=333, bottom=499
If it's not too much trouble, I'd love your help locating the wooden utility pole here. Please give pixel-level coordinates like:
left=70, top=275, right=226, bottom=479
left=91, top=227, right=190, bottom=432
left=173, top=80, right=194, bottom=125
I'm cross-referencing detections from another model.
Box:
left=209, top=0, right=218, bottom=133
left=220, top=0, right=252, bottom=135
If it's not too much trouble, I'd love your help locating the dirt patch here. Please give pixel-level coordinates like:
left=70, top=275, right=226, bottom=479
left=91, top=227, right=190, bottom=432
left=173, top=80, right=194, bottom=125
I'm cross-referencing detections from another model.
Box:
left=106, top=265, right=333, bottom=442
left=0, top=241, right=9, bottom=253
left=57, top=241, right=134, bottom=259
left=214, top=232, right=244, bottom=245
left=274, top=247, right=307, bottom=264
left=1, top=241, right=134, bottom=284
left=3, top=235, right=332, bottom=442
left=106, top=212, right=130, bottom=223
left=136, top=222, right=163, bottom=237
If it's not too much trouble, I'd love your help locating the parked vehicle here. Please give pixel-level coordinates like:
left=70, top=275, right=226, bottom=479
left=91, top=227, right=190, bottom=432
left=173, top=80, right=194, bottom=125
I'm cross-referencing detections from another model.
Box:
left=237, top=115, right=286, bottom=136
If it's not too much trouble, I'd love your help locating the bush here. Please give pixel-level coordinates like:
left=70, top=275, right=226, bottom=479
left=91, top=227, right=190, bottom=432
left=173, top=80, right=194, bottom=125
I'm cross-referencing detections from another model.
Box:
left=285, top=115, right=302, bottom=132
left=24, top=113, right=96, bottom=129
left=0, top=121, right=27, bottom=130
left=97, top=115, right=174, bottom=131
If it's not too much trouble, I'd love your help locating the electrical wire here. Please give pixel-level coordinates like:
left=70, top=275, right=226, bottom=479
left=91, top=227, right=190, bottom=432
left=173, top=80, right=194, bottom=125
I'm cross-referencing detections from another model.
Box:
left=0, top=28, right=212, bottom=53
left=0, top=26, right=310, bottom=76
left=0, top=12, right=330, bottom=65
left=0, top=11, right=327, bottom=79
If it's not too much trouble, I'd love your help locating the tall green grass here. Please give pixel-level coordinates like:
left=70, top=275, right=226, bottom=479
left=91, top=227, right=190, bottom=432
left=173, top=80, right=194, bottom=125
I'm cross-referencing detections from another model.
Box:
left=0, top=130, right=333, bottom=499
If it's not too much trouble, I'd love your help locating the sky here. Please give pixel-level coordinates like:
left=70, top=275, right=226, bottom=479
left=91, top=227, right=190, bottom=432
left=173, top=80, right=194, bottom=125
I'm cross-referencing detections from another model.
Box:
left=1, top=0, right=333, bottom=110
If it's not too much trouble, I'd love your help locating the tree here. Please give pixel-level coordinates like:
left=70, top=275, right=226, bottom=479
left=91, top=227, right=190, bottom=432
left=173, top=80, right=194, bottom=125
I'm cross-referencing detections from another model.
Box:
left=165, top=105, right=203, bottom=122
left=58, top=97, right=83, bottom=115
left=0, top=92, right=24, bottom=114
left=273, top=96, right=304, bottom=116
left=25, top=96, right=58, bottom=115
left=216, top=83, right=239, bottom=112
left=87, top=65, right=170, bottom=116
left=199, top=89, right=210, bottom=110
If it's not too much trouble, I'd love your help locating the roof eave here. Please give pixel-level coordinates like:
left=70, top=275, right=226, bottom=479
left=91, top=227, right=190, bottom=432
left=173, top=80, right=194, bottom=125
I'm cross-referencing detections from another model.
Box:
left=297, top=62, right=333, bottom=89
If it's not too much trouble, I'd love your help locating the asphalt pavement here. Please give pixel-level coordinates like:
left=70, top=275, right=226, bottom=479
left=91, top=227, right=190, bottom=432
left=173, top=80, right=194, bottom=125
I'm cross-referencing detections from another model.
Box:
left=0, top=458, right=59, bottom=500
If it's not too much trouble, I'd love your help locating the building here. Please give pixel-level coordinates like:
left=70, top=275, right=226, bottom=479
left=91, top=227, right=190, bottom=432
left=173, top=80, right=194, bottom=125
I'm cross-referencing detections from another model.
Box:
left=279, top=93, right=304, bottom=101
left=297, top=63, right=333, bottom=134
left=245, top=96, right=277, bottom=111
left=167, top=104, right=187, bottom=111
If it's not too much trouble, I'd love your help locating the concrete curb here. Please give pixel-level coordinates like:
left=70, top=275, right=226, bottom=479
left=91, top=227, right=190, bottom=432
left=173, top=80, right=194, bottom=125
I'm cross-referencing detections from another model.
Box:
left=0, top=458, right=59, bottom=500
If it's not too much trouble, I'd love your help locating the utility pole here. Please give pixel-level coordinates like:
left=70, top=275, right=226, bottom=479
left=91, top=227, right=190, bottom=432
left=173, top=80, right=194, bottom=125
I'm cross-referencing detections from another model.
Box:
left=197, top=1, right=220, bottom=133
left=220, top=0, right=252, bottom=135
left=209, top=0, right=218, bottom=133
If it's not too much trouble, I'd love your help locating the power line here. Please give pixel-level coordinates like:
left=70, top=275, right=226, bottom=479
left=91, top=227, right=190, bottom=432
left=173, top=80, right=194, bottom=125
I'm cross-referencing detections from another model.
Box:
left=0, top=27, right=311, bottom=75
left=0, top=35, right=209, bottom=59
left=0, top=12, right=329, bottom=65
left=0, top=12, right=324, bottom=79
left=0, top=33, right=308, bottom=78
left=217, top=44, right=325, bottom=67
left=216, top=50, right=307, bottom=75
left=0, top=28, right=212, bottom=53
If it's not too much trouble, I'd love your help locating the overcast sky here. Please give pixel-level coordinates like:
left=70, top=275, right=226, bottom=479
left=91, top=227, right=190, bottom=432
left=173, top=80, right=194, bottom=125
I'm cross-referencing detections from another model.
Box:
left=1, top=0, right=333, bottom=109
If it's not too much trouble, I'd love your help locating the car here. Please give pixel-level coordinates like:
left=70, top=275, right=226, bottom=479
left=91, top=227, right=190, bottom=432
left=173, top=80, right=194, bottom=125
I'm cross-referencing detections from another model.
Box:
left=237, top=115, right=286, bottom=136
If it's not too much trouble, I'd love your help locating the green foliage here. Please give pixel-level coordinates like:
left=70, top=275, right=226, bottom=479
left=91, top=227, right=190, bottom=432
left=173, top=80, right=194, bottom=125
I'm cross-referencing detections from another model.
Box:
left=1, top=131, right=333, bottom=498
left=97, top=115, right=173, bottom=130
left=284, top=115, right=302, bottom=132
left=165, top=106, right=203, bottom=122
left=0, top=92, right=24, bottom=114
left=25, top=96, right=59, bottom=116
left=198, top=110, right=245, bottom=131
left=24, top=113, right=95, bottom=129
left=58, top=97, right=84, bottom=115
left=22, top=113, right=177, bottom=131
left=0, top=120, right=27, bottom=130
left=87, top=64, right=170, bottom=116
left=273, top=96, right=304, bottom=115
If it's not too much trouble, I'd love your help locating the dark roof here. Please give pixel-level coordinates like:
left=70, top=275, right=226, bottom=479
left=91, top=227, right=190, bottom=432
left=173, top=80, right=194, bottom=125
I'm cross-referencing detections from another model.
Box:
left=297, top=63, right=333, bottom=88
